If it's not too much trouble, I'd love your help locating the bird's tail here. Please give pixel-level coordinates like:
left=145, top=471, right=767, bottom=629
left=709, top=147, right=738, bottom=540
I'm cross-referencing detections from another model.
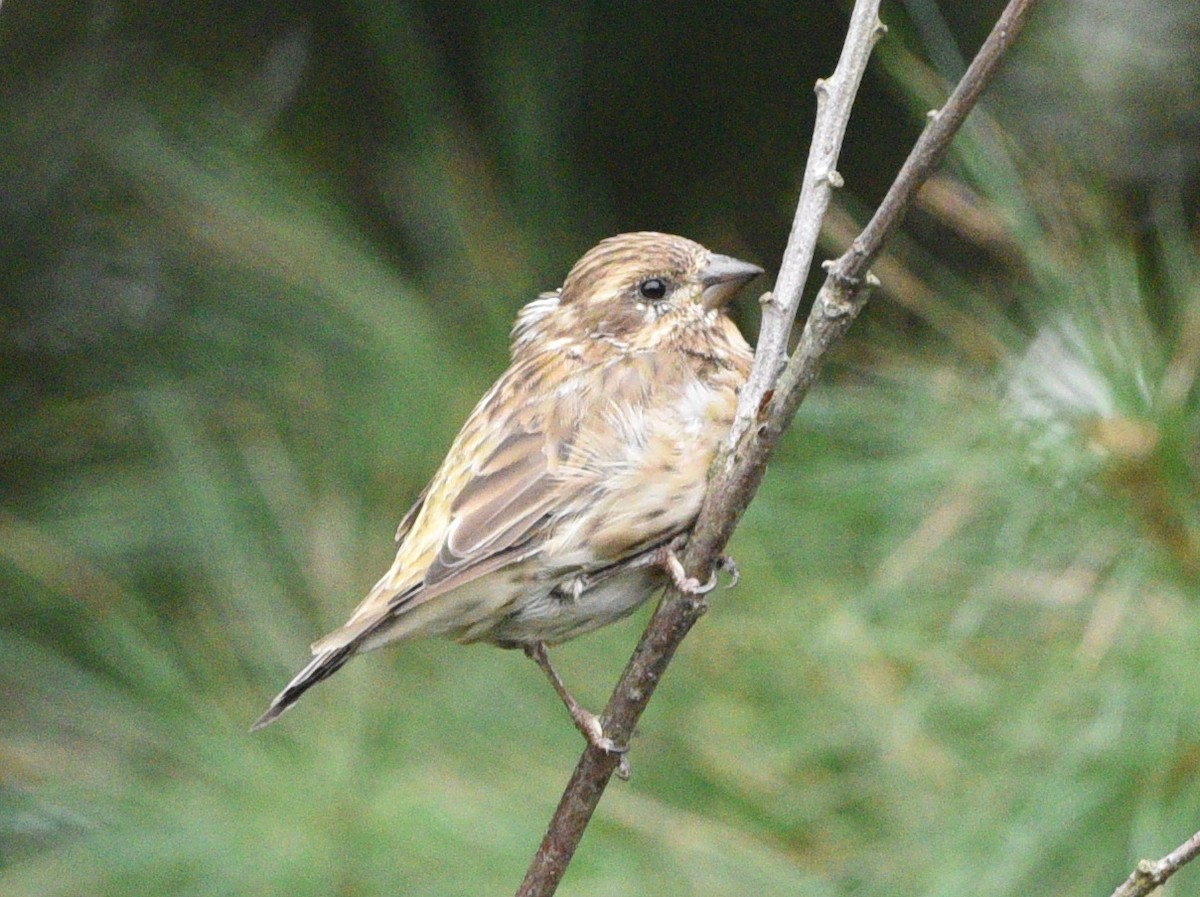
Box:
left=250, top=644, right=355, bottom=731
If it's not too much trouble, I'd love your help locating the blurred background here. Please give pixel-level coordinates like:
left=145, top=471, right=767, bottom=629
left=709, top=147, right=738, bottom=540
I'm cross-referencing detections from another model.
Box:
left=3, top=1, right=1200, bottom=895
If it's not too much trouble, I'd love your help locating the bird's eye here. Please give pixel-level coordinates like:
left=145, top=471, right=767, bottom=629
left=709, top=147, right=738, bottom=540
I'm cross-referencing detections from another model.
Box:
left=638, top=278, right=667, bottom=301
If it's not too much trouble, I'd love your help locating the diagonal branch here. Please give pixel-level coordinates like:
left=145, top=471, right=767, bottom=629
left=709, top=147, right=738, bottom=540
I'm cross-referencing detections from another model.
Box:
left=1108, top=830, right=1200, bottom=897
left=515, top=1, right=1042, bottom=895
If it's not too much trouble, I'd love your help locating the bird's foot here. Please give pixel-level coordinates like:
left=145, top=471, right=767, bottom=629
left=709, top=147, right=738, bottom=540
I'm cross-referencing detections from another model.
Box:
left=569, top=705, right=625, bottom=755
left=656, top=545, right=718, bottom=596
left=524, top=642, right=631, bottom=778
left=568, top=705, right=632, bottom=778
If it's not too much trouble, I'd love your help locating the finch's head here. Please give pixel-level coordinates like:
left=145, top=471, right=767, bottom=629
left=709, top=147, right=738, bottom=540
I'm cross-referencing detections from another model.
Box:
left=561, top=231, right=763, bottom=330
left=513, top=232, right=763, bottom=352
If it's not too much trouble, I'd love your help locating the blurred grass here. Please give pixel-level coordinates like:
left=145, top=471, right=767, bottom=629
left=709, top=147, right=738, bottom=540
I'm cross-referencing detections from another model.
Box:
left=3, top=2, right=1200, bottom=896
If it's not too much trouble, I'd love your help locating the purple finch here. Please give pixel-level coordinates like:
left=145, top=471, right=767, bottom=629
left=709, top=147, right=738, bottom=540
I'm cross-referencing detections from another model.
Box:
left=253, top=232, right=762, bottom=751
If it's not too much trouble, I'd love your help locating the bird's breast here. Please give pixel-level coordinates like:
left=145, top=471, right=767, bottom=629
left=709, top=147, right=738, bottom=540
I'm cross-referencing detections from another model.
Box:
left=551, top=367, right=740, bottom=564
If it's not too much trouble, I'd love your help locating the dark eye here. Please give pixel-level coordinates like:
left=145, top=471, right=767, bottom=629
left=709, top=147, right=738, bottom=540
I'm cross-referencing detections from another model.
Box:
left=638, top=278, right=667, bottom=301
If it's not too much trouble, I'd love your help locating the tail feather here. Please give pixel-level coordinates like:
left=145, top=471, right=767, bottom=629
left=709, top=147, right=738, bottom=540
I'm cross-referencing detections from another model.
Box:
left=250, top=644, right=355, bottom=731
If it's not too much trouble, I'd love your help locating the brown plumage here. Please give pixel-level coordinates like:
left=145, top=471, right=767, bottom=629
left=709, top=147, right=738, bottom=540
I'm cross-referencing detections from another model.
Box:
left=252, top=232, right=762, bottom=749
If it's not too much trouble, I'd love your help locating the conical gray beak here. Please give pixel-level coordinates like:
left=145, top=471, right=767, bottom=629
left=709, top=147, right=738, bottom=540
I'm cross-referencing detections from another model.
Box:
left=700, top=253, right=764, bottom=309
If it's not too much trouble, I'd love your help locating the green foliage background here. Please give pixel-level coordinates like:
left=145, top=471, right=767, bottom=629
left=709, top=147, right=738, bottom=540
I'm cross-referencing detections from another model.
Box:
left=3, top=1, right=1200, bottom=895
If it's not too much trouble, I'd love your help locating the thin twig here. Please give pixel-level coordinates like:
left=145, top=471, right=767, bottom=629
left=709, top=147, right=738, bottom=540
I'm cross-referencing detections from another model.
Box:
left=1109, top=830, right=1200, bottom=897
left=765, top=0, right=1041, bottom=434
left=515, top=1, right=1041, bottom=895
left=729, top=0, right=887, bottom=453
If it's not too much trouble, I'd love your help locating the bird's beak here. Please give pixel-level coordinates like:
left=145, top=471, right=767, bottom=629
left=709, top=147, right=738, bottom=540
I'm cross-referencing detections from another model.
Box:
left=699, top=253, right=765, bottom=309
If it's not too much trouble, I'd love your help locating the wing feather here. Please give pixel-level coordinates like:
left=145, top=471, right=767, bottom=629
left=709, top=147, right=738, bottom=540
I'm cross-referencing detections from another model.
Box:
left=432, top=432, right=555, bottom=563
left=311, top=401, right=581, bottom=653
left=393, top=485, right=429, bottom=542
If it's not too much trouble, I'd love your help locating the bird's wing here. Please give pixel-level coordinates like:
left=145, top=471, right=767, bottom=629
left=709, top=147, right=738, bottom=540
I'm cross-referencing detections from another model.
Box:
left=424, top=428, right=561, bottom=586
left=393, top=483, right=429, bottom=542
left=310, top=387, right=586, bottom=653
left=259, top=406, right=583, bottom=724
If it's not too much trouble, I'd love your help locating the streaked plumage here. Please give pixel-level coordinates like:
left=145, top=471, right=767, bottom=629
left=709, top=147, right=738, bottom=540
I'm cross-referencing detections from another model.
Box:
left=253, top=232, right=762, bottom=746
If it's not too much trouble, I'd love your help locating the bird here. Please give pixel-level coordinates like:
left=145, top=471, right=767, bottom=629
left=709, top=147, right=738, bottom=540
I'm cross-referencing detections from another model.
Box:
left=251, top=232, right=763, bottom=752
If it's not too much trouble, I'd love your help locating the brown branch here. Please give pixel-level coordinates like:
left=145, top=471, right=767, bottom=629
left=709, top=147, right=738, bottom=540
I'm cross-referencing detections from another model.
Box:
left=1109, top=830, right=1200, bottom=897
left=514, top=1, right=1042, bottom=895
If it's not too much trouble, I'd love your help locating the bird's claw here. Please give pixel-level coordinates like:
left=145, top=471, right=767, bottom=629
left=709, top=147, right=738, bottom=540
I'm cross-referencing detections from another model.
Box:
left=615, top=753, right=632, bottom=780
left=659, top=546, right=740, bottom=596
left=574, top=709, right=625, bottom=754
left=717, top=554, right=740, bottom=589
left=573, top=708, right=631, bottom=777
left=658, top=546, right=710, bottom=595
